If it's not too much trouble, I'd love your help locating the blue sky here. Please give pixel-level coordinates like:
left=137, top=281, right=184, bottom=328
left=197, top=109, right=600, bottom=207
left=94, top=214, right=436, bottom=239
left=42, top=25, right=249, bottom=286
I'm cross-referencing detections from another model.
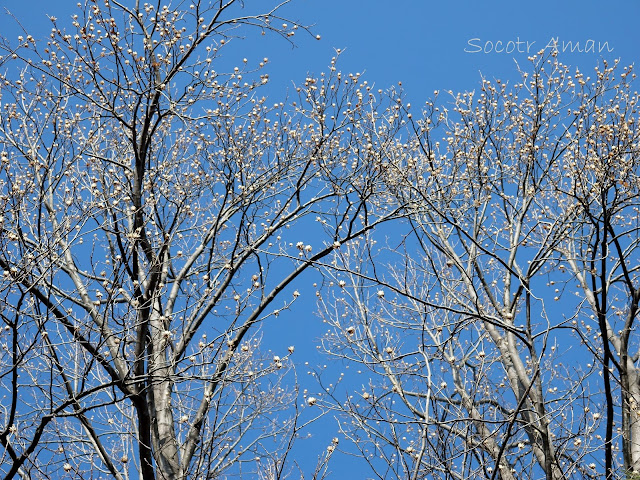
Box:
left=2, top=0, right=639, bottom=477
left=258, top=1, right=638, bottom=105
left=289, top=0, right=640, bottom=100
left=5, top=0, right=638, bottom=103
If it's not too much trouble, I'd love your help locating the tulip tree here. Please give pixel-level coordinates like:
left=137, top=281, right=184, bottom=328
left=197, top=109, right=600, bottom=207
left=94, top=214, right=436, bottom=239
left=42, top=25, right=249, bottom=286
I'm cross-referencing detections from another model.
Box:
left=315, top=55, right=640, bottom=480
left=3, top=2, right=640, bottom=480
left=0, top=1, right=407, bottom=478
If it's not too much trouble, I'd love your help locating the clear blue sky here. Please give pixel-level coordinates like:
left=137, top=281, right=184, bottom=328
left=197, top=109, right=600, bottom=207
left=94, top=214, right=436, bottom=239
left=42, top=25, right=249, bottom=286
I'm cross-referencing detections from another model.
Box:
left=4, top=0, right=638, bottom=103
left=2, top=0, right=639, bottom=476
left=272, top=1, right=640, bottom=105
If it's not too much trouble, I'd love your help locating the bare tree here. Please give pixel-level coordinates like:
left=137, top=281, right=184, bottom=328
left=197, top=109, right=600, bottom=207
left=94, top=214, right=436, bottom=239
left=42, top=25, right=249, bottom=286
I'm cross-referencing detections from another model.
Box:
left=315, top=54, right=640, bottom=480
left=558, top=60, right=640, bottom=478
left=4, top=3, right=639, bottom=479
left=0, top=2, right=407, bottom=479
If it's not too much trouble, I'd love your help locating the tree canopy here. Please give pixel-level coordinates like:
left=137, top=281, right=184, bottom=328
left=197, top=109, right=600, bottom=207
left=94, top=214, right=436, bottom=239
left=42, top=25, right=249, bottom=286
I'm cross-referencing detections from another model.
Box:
left=1, top=1, right=639, bottom=479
